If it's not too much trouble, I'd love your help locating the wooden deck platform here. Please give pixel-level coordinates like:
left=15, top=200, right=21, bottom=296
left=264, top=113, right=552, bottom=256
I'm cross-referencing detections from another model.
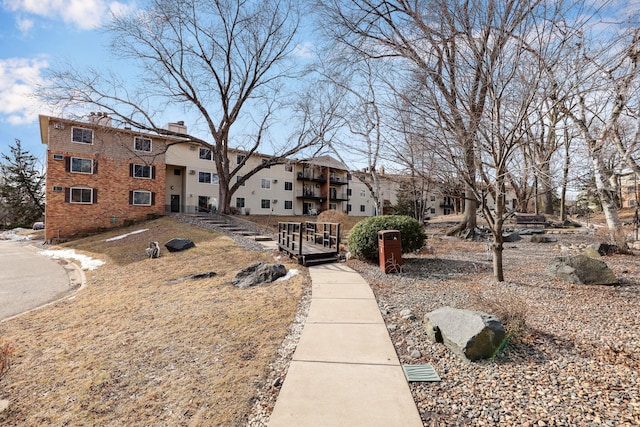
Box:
left=278, top=222, right=341, bottom=266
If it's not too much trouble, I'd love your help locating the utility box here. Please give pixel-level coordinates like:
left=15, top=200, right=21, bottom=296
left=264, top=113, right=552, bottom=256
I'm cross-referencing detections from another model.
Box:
left=378, top=230, right=402, bottom=273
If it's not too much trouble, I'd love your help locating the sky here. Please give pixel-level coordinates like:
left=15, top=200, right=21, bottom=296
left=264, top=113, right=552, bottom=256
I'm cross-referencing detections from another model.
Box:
left=0, top=0, right=141, bottom=162
left=0, top=0, right=318, bottom=167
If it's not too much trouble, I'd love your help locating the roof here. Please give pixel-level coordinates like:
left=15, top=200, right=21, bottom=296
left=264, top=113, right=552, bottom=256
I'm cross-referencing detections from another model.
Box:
left=300, top=155, right=349, bottom=171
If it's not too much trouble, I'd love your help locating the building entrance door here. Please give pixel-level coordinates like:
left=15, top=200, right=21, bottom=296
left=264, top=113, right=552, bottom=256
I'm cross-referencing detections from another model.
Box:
left=170, top=194, right=180, bottom=212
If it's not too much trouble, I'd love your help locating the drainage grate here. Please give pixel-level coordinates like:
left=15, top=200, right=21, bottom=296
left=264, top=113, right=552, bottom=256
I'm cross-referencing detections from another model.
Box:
left=402, top=364, right=441, bottom=382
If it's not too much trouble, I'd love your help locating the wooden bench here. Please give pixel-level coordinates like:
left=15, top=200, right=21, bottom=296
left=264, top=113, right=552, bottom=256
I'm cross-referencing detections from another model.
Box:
left=515, top=214, right=547, bottom=227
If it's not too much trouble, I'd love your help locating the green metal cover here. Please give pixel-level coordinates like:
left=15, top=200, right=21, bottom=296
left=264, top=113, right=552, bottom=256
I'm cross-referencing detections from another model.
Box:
left=402, top=364, right=441, bottom=382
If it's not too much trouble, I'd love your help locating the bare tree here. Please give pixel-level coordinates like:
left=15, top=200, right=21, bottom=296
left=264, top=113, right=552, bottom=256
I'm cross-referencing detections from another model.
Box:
left=553, top=26, right=640, bottom=229
left=318, top=0, right=543, bottom=237
left=42, top=0, right=331, bottom=213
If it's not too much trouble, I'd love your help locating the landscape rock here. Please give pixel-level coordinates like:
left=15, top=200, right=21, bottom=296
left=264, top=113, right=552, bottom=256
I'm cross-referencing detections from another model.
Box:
left=546, top=254, right=618, bottom=285
left=530, top=235, right=557, bottom=243
left=232, top=262, right=287, bottom=288
left=146, top=241, right=160, bottom=258
left=400, top=309, right=416, bottom=320
left=424, top=306, right=506, bottom=361
left=0, top=400, right=8, bottom=413
left=164, top=238, right=196, bottom=252
left=590, top=242, right=621, bottom=256
left=503, top=232, right=522, bottom=242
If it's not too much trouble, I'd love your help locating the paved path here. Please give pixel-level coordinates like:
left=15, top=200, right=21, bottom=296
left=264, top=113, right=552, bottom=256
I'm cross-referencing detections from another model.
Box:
left=0, top=240, right=78, bottom=321
left=268, top=263, right=423, bottom=427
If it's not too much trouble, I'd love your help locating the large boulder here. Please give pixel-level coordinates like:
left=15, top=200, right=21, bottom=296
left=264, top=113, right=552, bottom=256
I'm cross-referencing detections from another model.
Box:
left=546, top=254, right=618, bottom=285
left=232, top=262, right=287, bottom=288
left=164, top=238, right=196, bottom=252
left=424, top=306, right=506, bottom=361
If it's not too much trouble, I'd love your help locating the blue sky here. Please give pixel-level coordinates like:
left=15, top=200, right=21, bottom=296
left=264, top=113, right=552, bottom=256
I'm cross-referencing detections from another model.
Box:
left=0, top=1, right=140, bottom=162
left=0, top=0, right=317, bottom=166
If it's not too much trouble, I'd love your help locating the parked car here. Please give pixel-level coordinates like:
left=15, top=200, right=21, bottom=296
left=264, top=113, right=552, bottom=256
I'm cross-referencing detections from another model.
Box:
left=32, top=221, right=44, bottom=230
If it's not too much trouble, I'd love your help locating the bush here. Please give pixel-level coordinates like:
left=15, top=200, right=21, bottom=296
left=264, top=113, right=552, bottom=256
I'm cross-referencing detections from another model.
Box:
left=348, top=215, right=426, bottom=262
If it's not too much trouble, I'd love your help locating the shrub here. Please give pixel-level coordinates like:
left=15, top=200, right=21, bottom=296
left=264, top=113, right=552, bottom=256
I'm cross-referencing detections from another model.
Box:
left=348, top=215, right=426, bottom=262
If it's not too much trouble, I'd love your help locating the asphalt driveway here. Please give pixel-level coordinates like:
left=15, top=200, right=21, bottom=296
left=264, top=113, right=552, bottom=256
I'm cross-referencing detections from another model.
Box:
left=0, top=240, right=75, bottom=321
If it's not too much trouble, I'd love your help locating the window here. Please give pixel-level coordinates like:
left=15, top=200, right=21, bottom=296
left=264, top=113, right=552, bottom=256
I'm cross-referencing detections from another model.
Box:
left=199, top=172, right=212, bottom=184
left=132, top=164, right=152, bottom=179
left=134, top=137, right=152, bottom=152
left=71, top=157, right=93, bottom=174
left=72, top=127, right=93, bottom=144
left=329, top=203, right=337, bottom=210
left=53, top=154, right=64, bottom=160
left=70, top=187, right=94, bottom=204
left=360, top=190, right=366, bottom=197
left=236, top=198, right=245, bottom=208
left=347, top=204, right=352, bottom=212
left=199, top=148, right=212, bottom=160
left=131, top=190, right=152, bottom=206
left=285, top=163, right=293, bottom=172
left=430, top=208, right=436, bottom=214
left=347, top=189, right=352, bottom=196
left=237, top=154, right=246, bottom=165
left=174, top=169, right=181, bottom=175
left=236, top=175, right=245, bottom=186
left=628, top=186, right=636, bottom=194
left=284, top=200, right=293, bottom=210
left=430, top=195, right=436, bottom=202
left=360, top=205, right=366, bottom=212
left=284, top=181, right=293, bottom=191
left=261, top=199, right=271, bottom=209
left=211, top=174, right=219, bottom=184
left=261, top=178, right=271, bottom=189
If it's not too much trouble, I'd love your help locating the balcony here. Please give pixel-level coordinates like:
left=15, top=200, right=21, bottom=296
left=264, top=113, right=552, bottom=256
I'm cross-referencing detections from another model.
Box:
left=329, top=191, right=349, bottom=201
left=297, top=190, right=323, bottom=200
left=329, top=175, right=349, bottom=186
left=297, top=171, right=326, bottom=183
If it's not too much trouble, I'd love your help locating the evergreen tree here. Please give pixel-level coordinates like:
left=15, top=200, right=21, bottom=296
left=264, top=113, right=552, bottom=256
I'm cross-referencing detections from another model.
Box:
left=0, top=140, right=45, bottom=228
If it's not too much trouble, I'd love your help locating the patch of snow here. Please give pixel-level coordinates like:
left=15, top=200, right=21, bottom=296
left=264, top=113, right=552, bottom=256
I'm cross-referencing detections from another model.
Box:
left=0, top=228, right=34, bottom=241
left=104, top=229, right=148, bottom=242
left=276, top=268, right=300, bottom=282
left=40, top=249, right=105, bottom=271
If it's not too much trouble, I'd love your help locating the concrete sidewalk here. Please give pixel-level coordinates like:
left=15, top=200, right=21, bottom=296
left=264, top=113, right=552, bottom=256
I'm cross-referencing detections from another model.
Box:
left=268, top=263, right=423, bottom=427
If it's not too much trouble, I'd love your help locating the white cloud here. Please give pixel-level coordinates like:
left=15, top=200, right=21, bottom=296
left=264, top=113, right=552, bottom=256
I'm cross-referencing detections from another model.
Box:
left=16, top=16, right=33, bottom=33
left=0, top=57, right=49, bottom=125
left=2, top=0, right=137, bottom=30
left=292, top=42, right=314, bottom=59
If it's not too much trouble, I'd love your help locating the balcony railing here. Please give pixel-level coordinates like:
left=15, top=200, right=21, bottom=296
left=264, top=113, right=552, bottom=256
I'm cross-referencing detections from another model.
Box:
left=329, top=176, right=349, bottom=185
left=297, top=172, right=326, bottom=183
left=297, top=190, right=323, bottom=199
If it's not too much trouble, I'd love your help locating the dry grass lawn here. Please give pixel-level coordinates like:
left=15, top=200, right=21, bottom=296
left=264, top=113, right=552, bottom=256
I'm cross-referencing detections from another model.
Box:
left=0, top=216, right=306, bottom=426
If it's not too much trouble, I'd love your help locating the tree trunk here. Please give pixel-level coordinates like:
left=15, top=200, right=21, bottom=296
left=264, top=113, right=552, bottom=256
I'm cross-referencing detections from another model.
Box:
left=592, top=150, right=621, bottom=229
left=446, top=182, right=477, bottom=235
left=492, top=240, right=504, bottom=282
left=540, top=162, right=554, bottom=215
left=559, top=127, right=571, bottom=221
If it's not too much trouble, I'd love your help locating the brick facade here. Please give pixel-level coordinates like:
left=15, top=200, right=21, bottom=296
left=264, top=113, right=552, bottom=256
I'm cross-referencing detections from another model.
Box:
left=41, top=116, right=169, bottom=241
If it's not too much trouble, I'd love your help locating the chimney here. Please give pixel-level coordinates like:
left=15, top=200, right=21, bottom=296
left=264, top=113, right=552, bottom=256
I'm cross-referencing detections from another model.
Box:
left=89, top=112, right=112, bottom=127
left=167, top=121, right=187, bottom=134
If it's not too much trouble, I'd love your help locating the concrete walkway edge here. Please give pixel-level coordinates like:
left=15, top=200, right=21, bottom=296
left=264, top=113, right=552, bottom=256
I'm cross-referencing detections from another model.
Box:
left=268, top=263, right=423, bottom=427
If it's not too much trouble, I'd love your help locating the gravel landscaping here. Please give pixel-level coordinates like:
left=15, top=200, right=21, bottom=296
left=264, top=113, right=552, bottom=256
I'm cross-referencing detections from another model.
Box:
left=349, top=224, right=639, bottom=426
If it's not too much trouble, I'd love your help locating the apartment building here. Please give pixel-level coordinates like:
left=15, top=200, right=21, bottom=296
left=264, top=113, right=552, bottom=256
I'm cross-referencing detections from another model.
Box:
left=165, top=138, right=375, bottom=217
left=40, top=114, right=376, bottom=240
left=39, top=114, right=182, bottom=242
